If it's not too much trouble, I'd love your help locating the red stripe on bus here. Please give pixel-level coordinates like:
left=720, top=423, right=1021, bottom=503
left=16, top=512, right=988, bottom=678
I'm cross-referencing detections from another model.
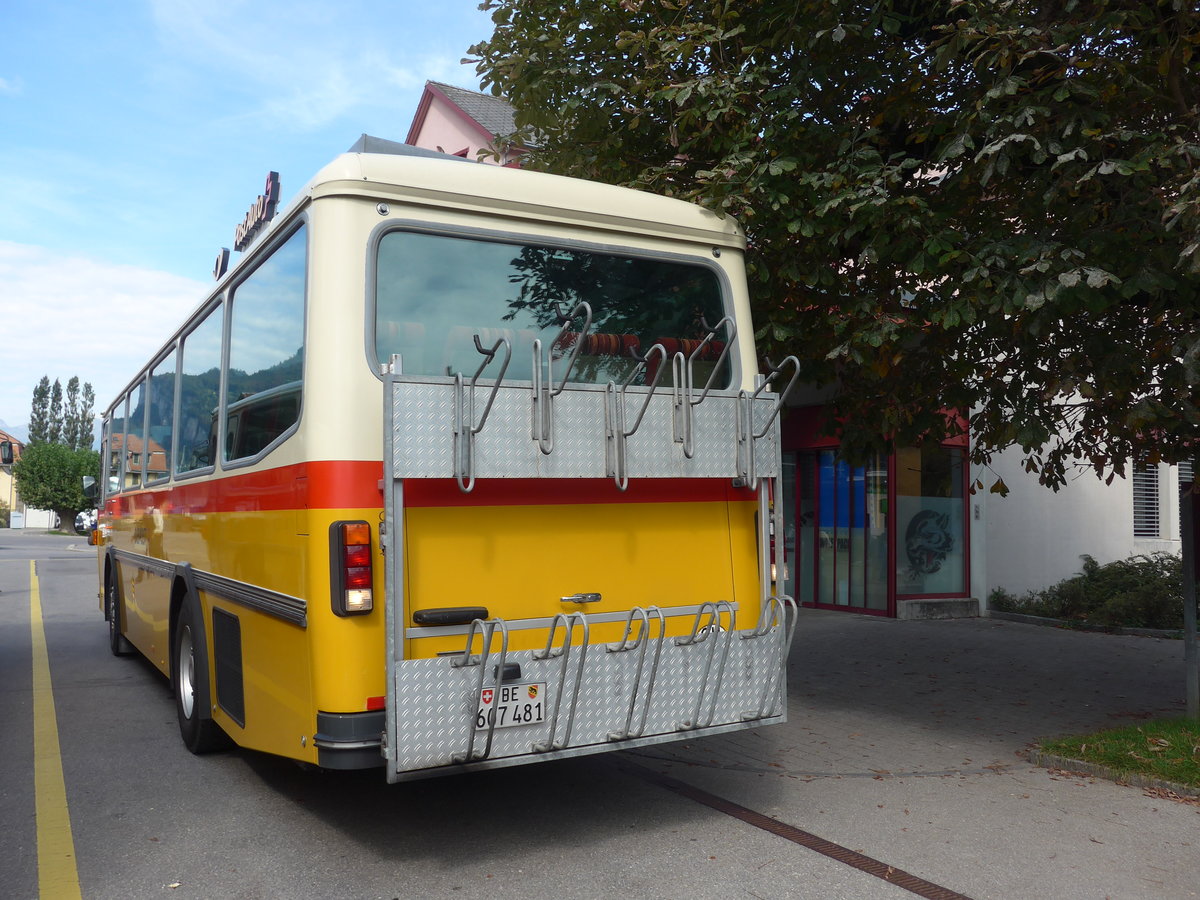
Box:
left=105, top=461, right=755, bottom=517
left=402, top=478, right=756, bottom=508
left=106, top=461, right=383, bottom=517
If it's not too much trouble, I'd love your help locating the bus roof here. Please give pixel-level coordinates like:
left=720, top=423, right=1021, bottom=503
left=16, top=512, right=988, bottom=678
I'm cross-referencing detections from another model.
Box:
left=297, top=136, right=747, bottom=251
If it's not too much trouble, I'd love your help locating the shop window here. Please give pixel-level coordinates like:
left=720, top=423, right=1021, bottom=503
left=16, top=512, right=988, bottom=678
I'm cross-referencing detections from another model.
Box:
left=787, top=449, right=888, bottom=611
left=894, top=446, right=966, bottom=596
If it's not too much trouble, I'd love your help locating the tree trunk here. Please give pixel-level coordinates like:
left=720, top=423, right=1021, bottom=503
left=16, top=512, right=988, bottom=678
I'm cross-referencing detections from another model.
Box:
left=1184, top=487, right=1197, bottom=718
left=55, top=507, right=77, bottom=534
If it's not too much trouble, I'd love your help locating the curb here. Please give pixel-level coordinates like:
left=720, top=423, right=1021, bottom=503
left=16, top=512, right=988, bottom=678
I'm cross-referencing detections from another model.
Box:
left=1029, top=749, right=1200, bottom=799
left=987, top=610, right=1183, bottom=640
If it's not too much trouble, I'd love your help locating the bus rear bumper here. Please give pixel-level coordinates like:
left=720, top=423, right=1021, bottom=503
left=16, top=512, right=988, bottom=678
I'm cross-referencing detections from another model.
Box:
left=383, top=599, right=797, bottom=782
left=314, top=710, right=385, bottom=770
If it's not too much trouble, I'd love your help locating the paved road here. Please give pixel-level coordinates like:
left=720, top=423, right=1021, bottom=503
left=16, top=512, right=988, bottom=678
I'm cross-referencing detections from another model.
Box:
left=2, top=531, right=1198, bottom=899
left=637, top=609, right=1198, bottom=900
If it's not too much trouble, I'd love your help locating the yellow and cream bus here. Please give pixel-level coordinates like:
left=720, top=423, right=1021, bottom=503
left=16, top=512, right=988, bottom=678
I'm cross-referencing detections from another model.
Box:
left=95, top=135, right=797, bottom=781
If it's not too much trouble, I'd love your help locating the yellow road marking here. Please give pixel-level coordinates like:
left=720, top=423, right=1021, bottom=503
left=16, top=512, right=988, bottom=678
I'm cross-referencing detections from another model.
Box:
left=30, top=559, right=83, bottom=900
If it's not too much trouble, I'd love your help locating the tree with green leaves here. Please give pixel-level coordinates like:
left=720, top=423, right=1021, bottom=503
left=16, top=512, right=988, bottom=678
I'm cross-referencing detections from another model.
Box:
left=47, top=378, right=62, bottom=445
left=12, top=443, right=99, bottom=532
left=29, top=375, right=96, bottom=450
left=63, top=376, right=80, bottom=451
left=60, top=377, right=96, bottom=451
left=29, top=376, right=50, bottom=445
left=77, top=381, right=95, bottom=451
left=471, top=0, right=1199, bottom=489
left=21, top=374, right=100, bottom=529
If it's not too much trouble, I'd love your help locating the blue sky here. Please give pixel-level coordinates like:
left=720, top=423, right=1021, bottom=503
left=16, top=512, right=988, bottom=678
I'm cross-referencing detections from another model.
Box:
left=0, top=0, right=494, bottom=437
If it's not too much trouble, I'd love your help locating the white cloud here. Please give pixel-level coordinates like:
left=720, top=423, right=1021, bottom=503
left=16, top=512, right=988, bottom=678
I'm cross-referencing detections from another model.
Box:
left=0, top=76, right=22, bottom=96
left=0, top=241, right=206, bottom=426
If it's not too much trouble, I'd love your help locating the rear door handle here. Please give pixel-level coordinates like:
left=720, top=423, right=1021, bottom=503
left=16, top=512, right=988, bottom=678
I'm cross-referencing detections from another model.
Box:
left=561, top=592, right=602, bottom=604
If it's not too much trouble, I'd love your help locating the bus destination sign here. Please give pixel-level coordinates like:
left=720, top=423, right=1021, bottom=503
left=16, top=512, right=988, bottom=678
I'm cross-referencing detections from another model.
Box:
left=233, top=171, right=281, bottom=252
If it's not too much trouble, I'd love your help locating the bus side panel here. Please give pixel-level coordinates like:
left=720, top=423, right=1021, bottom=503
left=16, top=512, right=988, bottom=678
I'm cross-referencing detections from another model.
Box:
left=304, top=507, right=388, bottom=718
left=125, top=567, right=172, bottom=673
left=206, top=594, right=317, bottom=764
left=108, top=494, right=173, bottom=675
left=205, top=508, right=317, bottom=762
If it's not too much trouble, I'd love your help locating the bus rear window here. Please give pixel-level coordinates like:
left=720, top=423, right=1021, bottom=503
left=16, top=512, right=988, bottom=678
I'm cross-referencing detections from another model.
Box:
left=375, top=231, right=730, bottom=387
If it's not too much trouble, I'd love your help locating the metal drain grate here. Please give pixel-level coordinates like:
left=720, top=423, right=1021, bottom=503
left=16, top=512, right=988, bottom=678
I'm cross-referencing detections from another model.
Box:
left=620, top=759, right=975, bottom=900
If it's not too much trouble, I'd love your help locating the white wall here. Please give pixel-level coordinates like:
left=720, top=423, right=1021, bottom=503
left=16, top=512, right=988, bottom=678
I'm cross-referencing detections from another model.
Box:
left=21, top=507, right=59, bottom=529
left=971, top=451, right=1184, bottom=602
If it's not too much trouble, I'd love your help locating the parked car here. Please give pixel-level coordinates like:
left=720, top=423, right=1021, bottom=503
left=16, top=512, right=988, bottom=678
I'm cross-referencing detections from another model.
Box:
left=75, top=508, right=97, bottom=534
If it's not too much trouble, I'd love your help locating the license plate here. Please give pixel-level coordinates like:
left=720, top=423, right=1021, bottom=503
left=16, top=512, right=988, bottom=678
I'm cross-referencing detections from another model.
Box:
left=476, top=682, right=547, bottom=730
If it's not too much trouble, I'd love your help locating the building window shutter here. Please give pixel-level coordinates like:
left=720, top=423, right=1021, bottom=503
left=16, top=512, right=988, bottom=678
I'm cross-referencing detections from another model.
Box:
left=1179, top=458, right=1194, bottom=493
left=1132, top=464, right=1160, bottom=538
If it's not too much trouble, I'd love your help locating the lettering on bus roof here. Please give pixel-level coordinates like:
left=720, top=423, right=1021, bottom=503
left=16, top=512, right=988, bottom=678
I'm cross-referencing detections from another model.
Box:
left=233, top=171, right=281, bottom=252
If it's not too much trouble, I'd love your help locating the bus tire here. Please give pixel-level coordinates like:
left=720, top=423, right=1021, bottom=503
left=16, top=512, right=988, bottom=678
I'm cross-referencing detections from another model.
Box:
left=172, top=597, right=229, bottom=754
left=105, top=573, right=134, bottom=657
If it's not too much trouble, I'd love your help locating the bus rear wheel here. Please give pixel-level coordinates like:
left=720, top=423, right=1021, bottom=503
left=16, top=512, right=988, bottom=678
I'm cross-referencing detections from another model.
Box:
left=105, top=574, right=133, bottom=657
left=172, top=598, right=229, bottom=754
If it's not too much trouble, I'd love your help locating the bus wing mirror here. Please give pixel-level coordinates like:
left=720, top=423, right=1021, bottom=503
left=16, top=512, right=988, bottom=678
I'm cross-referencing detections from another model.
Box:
left=82, top=475, right=97, bottom=500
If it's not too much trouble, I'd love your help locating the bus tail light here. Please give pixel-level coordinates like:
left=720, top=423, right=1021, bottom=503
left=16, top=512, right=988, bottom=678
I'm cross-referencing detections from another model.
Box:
left=331, top=521, right=373, bottom=616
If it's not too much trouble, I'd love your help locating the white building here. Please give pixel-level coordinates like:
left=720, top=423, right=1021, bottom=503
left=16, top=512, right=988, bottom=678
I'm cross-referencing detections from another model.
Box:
left=972, top=453, right=1193, bottom=602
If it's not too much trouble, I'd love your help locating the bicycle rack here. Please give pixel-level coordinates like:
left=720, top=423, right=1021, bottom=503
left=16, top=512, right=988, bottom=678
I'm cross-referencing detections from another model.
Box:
left=605, top=343, right=670, bottom=491
left=532, top=612, right=590, bottom=753
left=606, top=606, right=666, bottom=741
left=450, top=618, right=510, bottom=764
left=453, top=335, right=512, bottom=493
left=672, top=316, right=737, bottom=459
left=737, top=355, right=801, bottom=485
left=675, top=601, right=736, bottom=730
left=532, top=301, right=593, bottom=455
left=739, top=596, right=798, bottom=720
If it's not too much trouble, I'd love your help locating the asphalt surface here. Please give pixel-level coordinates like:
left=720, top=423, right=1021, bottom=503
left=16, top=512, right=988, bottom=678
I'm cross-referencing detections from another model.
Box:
left=633, top=608, right=1198, bottom=899
left=3, top=530, right=1198, bottom=899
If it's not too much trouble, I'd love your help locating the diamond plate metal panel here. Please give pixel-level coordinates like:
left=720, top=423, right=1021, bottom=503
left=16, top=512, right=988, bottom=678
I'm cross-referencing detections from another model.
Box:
left=387, top=622, right=790, bottom=778
left=389, top=377, right=780, bottom=481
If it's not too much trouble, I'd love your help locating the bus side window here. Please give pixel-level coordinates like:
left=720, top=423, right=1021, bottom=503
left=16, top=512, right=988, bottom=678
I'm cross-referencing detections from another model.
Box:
left=176, top=302, right=223, bottom=475
left=103, top=412, right=121, bottom=493
left=224, top=382, right=301, bottom=460
left=124, top=383, right=146, bottom=490
left=224, top=226, right=306, bottom=463
left=147, top=347, right=177, bottom=483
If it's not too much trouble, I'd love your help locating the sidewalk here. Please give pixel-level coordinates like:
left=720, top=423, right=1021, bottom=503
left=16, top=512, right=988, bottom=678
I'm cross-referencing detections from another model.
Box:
left=627, top=609, right=1198, bottom=900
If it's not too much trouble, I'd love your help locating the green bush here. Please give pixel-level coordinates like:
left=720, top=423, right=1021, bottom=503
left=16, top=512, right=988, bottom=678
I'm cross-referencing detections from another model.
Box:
left=989, top=553, right=1184, bottom=630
